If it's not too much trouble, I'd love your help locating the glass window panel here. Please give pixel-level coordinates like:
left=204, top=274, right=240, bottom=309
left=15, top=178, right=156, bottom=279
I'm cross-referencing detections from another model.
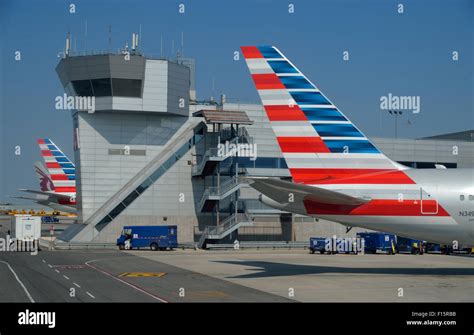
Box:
left=149, top=167, right=166, bottom=182
left=136, top=178, right=153, bottom=194
left=109, top=203, right=126, bottom=219
left=96, top=215, right=113, bottom=231
left=71, top=80, right=93, bottom=96
left=122, top=191, right=140, bottom=207
left=91, top=78, right=112, bottom=97
left=112, top=78, right=142, bottom=97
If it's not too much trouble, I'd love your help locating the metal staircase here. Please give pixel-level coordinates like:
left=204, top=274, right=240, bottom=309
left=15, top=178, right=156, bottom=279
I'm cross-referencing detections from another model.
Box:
left=197, top=176, right=242, bottom=212
left=198, top=206, right=254, bottom=249
left=192, top=128, right=253, bottom=176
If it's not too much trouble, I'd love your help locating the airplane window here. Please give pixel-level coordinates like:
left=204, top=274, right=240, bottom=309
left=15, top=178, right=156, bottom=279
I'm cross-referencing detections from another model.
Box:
left=460, top=195, right=465, bottom=201
left=469, top=195, right=474, bottom=201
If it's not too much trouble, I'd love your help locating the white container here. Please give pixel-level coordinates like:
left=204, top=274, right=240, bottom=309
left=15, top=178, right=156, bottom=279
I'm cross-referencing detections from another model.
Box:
left=13, top=215, right=41, bottom=241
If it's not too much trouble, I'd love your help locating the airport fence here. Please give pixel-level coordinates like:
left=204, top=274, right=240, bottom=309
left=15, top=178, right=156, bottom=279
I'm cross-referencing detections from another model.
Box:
left=53, top=242, right=117, bottom=250
left=207, top=241, right=309, bottom=250
left=51, top=241, right=199, bottom=250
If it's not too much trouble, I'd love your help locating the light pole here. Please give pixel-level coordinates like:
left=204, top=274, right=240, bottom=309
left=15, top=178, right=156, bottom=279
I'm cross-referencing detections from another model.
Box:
left=388, top=110, right=403, bottom=139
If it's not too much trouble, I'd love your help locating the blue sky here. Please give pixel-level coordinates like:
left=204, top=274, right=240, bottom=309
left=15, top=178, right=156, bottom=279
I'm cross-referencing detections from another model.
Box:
left=0, top=0, right=472, bottom=204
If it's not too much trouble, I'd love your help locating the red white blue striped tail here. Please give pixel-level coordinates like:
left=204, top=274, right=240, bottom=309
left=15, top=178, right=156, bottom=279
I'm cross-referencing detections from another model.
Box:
left=37, top=138, right=76, bottom=194
left=241, top=46, right=409, bottom=184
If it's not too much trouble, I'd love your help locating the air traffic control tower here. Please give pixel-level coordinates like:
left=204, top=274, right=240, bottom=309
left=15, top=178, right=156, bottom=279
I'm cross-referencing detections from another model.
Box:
left=55, top=37, right=209, bottom=243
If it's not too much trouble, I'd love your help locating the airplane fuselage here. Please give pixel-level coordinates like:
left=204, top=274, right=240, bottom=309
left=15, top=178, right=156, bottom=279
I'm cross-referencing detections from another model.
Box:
left=268, top=168, right=474, bottom=246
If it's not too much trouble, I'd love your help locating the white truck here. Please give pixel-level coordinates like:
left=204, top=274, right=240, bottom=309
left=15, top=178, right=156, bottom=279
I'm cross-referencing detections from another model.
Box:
left=13, top=215, right=41, bottom=242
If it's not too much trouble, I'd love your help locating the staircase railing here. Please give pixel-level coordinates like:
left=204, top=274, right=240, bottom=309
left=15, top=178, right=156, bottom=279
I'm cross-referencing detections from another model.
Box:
left=197, top=176, right=241, bottom=211
left=192, top=132, right=253, bottom=176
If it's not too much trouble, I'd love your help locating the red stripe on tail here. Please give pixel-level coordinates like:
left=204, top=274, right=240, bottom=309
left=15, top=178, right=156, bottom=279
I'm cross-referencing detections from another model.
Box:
left=54, top=187, right=76, bottom=193
left=252, top=74, right=285, bottom=90
left=304, top=199, right=449, bottom=216
left=290, top=168, right=415, bottom=184
left=50, top=174, right=69, bottom=180
left=241, top=46, right=264, bottom=59
left=46, top=162, right=61, bottom=168
left=277, top=137, right=330, bottom=153
left=264, top=105, right=308, bottom=121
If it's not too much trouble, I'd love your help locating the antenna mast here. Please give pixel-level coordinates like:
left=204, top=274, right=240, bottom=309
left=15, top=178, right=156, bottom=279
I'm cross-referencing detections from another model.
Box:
left=65, top=31, right=71, bottom=57
left=108, top=26, right=112, bottom=52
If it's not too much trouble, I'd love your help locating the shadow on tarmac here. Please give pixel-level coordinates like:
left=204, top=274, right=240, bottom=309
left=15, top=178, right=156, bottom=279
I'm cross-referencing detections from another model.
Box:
left=212, top=260, right=474, bottom=278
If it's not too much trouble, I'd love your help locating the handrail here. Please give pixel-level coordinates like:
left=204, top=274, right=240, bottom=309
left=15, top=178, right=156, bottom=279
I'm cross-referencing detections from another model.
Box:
left=198, top=207, right=254, bottom=249
left=198, top=226, right=210, bottom=248
left=197, top=176, right=241, bottom=211
left=63, top=49, right=185, bottom=64
left=192, top=133, right=253, bottom=176
left=207, top=241, right=309, bottom=250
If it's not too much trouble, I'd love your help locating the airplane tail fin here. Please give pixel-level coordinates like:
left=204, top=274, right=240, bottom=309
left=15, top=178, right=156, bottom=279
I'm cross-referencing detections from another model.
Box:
left=37, top=138, right=76, bottom=194
left=241, top=46, right=410, bottom=185
left=34, top=162, right=55, bottom=192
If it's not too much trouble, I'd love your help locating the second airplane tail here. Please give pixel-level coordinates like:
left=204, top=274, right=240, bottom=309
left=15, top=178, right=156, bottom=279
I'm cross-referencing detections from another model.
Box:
left=34, top=162, right=55, bottom=192
left=37, top=138, right=76, bottom=194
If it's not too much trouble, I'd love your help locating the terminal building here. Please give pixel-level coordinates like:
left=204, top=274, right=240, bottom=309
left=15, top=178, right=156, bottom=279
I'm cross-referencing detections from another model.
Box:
left=55, top=43, right=474, bottom=246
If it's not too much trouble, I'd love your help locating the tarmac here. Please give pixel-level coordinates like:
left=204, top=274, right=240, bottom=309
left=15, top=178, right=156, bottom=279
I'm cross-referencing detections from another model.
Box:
left=0, top=219, right=472, bottom=302
left=131, top=249, right=474, bottom=302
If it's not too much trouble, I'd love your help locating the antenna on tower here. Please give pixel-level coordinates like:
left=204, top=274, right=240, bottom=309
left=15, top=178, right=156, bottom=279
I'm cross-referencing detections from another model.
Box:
left=139, top=24, right=142, bottom=50
left=160, top=36, right=163, bottom=58
left=84, top=20, right=88, bottom=51
left=211, top=76, right=215, bottom=103
left=108, top=26, right=112, bottom=52
left=132, top=33, right=138, bottom=52
left=181, top=31, right=184, bottom=58
left=171, top=40, right=175, bottom=56
left=65, top=31, right=71, bottom=57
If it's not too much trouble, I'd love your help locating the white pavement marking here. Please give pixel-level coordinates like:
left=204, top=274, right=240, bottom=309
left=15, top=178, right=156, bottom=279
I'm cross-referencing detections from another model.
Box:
left=0, top=261, right=35, bottom=303
left=85, top=258, right=168, bottom=303
left=55, top=269, right=60, bottom=273
left=48, top=264, right=52, bottom=268
left=42, top=259, right=46, bottom=263
left=63, top=275, right=70, bottom=280
left=86, top=291, right=95, bottom=299
left=73, top=282, right=81, bottom=288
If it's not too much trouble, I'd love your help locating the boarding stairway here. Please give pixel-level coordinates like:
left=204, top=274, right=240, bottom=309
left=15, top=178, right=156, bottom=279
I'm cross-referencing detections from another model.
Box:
left=192, top=127, right=253, bottom=176
left=198, top=174, right=248, bottom=212
left=63, top=120, right=205, bottom=242
left=198, top=206, right=254, bottom=249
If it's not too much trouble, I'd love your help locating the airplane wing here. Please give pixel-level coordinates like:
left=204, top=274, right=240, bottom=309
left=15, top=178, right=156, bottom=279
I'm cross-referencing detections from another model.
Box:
left=245, top=177, right=370, bottom=205
left=12, top=196, right=76, bottom=214
left=17, top=189, right=73, bottom=201
left=11, top=195, right=39, bottom=201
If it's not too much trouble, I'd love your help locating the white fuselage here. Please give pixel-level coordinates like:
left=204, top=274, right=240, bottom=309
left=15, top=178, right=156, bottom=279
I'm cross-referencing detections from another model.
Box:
left=263, top=169, right=474, bottom=246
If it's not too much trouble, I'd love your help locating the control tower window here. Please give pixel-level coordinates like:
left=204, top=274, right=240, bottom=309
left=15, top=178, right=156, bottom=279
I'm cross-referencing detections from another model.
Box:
left=71, top=80, right=93, bottom=96
left=91, top=78, right=112, bottom=97
left=112, top=78, right=142, bottom=97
